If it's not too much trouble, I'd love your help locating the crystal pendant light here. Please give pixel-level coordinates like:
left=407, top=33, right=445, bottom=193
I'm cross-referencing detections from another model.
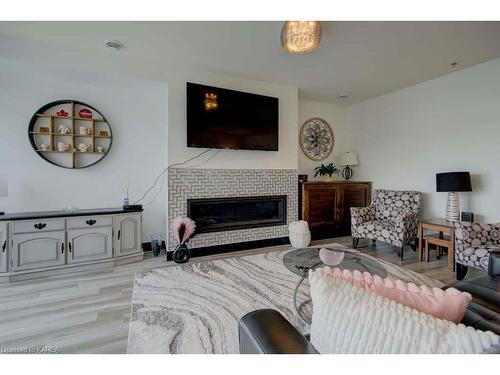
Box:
left=281, top=21, right=321, bottom=54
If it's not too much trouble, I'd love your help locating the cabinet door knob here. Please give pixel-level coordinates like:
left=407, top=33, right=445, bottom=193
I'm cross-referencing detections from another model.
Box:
left=69, top=243, right=72, bottom=253
left=34, top=223, right=47, bottom=230
left=117, top=230, right=121, bottom=240
left=1, top=241, right=5, bottom=253
left=61, top=243, right=64, bottom=254
left=85, top=219, right=97, bottom=226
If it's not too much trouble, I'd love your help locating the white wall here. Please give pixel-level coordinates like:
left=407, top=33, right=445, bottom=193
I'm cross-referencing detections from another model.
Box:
left=349, top=57, right=500, bottom=223
left=3, top=49, right=499, bottom=243
left=298, top=99, right=352, bottom=180
left=167, top=71, right=298, bottom=169
left=0, top=59, right=168, bottom=240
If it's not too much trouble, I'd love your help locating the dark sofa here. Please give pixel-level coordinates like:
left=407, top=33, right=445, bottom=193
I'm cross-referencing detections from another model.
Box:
left=238, top=251, right=500, bottom=354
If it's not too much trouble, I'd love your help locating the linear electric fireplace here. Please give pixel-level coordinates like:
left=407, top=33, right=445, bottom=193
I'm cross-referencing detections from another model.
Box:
left=187, top=195, right=287, bottom=234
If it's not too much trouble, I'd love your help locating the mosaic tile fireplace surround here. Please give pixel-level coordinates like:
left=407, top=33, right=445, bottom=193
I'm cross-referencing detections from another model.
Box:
left=168, top=168, right=298, bottom=252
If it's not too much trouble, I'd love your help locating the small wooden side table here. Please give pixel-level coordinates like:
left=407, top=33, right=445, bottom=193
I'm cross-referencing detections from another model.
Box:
left=418, top=218, right=455, bottom=272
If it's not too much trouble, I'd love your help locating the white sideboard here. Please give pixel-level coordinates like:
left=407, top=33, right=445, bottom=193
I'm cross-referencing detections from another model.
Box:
left=0, top=208, right=143, bottom=283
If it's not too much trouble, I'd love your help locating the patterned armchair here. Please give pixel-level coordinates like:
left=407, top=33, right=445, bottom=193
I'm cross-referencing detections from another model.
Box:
left=454, top=221, right=500, bottom=280
left=351, top=189, right=421, bottom=261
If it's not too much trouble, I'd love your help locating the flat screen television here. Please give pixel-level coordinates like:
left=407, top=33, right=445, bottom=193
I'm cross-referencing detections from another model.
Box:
left=187, top=82, right=279, bottom=151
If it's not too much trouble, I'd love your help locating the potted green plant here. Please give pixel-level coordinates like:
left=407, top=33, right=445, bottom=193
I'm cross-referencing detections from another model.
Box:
left=314, top=163, right=340, bottom=182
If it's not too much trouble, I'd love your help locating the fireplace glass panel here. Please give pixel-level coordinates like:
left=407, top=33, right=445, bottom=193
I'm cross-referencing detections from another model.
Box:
left=187, top=195, right=287, bottom=233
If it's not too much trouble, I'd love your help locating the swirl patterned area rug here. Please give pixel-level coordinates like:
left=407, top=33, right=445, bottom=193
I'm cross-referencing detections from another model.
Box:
left=127, top=244, right=441, bottom=354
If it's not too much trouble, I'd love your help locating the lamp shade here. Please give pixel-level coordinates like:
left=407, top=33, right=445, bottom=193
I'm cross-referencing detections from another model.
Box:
left=339, top=152, right=359, bottom=166
left=0, top=174, right=7, bottom=197
left=436, top=172, right=472, bottom=192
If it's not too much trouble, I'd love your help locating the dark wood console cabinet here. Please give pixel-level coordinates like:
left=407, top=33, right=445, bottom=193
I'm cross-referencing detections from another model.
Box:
left=301, top=181, right=372, bottom=240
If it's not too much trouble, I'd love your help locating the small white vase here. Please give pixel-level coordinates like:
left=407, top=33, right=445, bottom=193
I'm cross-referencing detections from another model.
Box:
left=288, top=221, right=311, bottom=248
left=322, top=176, right=334, bottom=182
left=289, top=232, right=311, bottom=248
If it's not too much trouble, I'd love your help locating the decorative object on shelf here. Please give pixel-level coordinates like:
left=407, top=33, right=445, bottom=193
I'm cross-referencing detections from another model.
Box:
left=57, top=142, right=70, bottom=152
left=79, top=126, right=91, bottom=135
left=79, top=108, right=93, bottom=119
left=29, top=100, right=113, bottom=169
left=314, top=162, right=340, bottom=182
left=57, top=125, right=71, bottom=135
left=300, top=118, right=334, bottom=161
left=0, top=174, right=7, bottom=215
left=339, top=152, right=359, bottom=181
left=120, top=181, right=133, bottom=209
left=288, top=220, right=311, bottom=248
left=40, top=144, right=50, bottom=151
left=171, top=216, right=196, bottom=264
left=97, top=146, right=105, bottom=153
left=436, top=172, right=472, bottom=222
left=78, top=143, right=91, bottom=153
left=281, top=21, right=321, bottom=54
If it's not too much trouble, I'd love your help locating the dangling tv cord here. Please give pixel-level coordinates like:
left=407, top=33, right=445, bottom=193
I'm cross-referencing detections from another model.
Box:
left=134, top=148, right=219, bottom=206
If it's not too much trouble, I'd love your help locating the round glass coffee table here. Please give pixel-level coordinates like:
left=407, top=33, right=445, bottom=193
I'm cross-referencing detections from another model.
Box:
left=283, top=245, right=387, bottom=324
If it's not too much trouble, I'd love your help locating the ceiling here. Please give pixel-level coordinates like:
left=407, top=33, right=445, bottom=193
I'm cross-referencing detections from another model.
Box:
left=1, top=21, right=500, bottom=104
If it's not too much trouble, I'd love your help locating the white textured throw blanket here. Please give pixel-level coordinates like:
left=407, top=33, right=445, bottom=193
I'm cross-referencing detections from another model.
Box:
left=309, top=271, right=499, bottom=354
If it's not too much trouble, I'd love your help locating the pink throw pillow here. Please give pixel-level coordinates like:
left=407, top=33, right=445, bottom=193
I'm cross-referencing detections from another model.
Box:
left=316, top=267, right=471, bottom=323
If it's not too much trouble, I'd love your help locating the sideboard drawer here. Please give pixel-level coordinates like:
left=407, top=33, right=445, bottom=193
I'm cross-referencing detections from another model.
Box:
left=12, top=218, right=66, bottom=234
left=67, top=216, right=113, bottom=229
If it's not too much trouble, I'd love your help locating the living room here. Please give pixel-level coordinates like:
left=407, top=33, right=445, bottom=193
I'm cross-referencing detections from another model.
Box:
left=1, top=0, right=499, bottom=372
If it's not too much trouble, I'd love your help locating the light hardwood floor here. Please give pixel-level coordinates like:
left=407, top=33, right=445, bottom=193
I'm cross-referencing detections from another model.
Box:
left=0, top=237, right=481, bottom=354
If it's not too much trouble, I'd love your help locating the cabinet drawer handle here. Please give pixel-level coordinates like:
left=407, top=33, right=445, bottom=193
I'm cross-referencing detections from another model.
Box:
left=117, top=230, right=121, bottom=240
left=69, top=243, right=72, bottom=253
left=34, top=223, right=47, bottom=230
left=85, top=219, right=97, bottom=226
left=61, top=243, right=64, bottom=254
left=1, top=241, right=5, bottom=253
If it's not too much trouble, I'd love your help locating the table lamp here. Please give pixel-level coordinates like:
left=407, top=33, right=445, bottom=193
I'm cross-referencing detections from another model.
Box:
left=436, top=172, right=472, bottom=222
left=0, top=174, right=7, bottom=215
left=339, top=152, right=358, bottom=181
